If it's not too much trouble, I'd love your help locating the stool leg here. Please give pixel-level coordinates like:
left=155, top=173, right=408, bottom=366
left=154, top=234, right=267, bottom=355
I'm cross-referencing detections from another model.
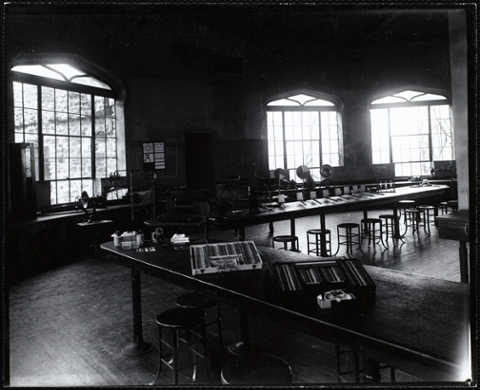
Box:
left=378, top=224, right=387, bottom=249
left=334, top=227, right=341, bottom=256
left=186, top=328, right=197, bottom=382
left=149, top=328, right=163, bottom=386
left=217, top=304, right=224, bottom=350
left=172, top=329, right=179, bottom=385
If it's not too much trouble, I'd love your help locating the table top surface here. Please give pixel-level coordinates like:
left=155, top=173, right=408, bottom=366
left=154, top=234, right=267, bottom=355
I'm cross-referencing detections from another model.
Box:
left=217, top=185, right=449, bottom=226
left=101, top=240, right=471, bottom=381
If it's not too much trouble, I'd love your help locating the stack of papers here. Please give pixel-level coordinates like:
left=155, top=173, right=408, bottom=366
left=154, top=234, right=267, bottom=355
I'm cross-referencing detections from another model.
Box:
left=171, top=233, right=190, bottom=245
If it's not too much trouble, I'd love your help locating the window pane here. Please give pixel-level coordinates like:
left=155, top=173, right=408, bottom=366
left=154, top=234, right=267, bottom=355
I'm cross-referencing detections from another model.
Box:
left=95, top=96, right=105, bottom=116
left=107, top=158, right=117, bottom=175
left=82, top=138, right=91, bottom=157
left=95, top=117, right=105, bottom=135
left=14, top=108, right=24, bottom=130
left=55, top=89, right=68, bottom=112
left=70, top=137, right=81, bottom=157
left=82, top=180, right=93, bottom=196
left=15, top=133, right=24, bottom=143
left=69, top=114, right=81, bottom=136
left=23, top=84, right=37, bottom=109
left=56, top=181, right=70, bottom=203
left=81, top=93, right=92, bottom=115
left=81, top=116, right=92, bottom=136
left=70, top=180, right=82, bottom=202
left=13, top=82, right=23, bottom=107
left=96, top=158, right=106, bottom=178
left=57, top=158, right=69, bottom=180
left=50, top=181, right=57, bottom=205
left=42, top=87, right=55, bottom=111
left=82, top=158, right=92, bottom=178
left=95, top=137, right=106, bottom=157
left=44, top=158, right=56, bottom=180
left=56, top=113, right=68, bottom=135
left=24, top=109, right=38, bottom=131
left=56, top=136, right=69, bottom=158
left=70, top=159, right=81, bottom=179
left=106, top=138, right=116, bottom=157
left=42, top=111, right=55, bottom=134
left=44, top=136, right=56, bottom=157
left=106, top=118, right=115, bottom=136
left=68, top=91, right=80, bottom=114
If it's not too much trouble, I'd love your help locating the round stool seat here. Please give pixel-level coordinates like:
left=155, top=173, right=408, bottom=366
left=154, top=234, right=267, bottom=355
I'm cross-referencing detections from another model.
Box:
left=221, top=354, right=292, bottom=385
left=337, top=222, right=360, bottom=229
left=155, top=307, right=207, bottom=329
left=272, top=235, right=299, bottom=251
left=175, top=292, right=217, bottom=310
left=361, top=217, right=382, bottom=224
left=307, top=228, right=330, bottom=235
left=273, top=235, right=298, bottom=243
left=379, top=214, right=397, bottom=219
left=399, top=200, right=416, bottom=206
left=418, top=205, right=435, bottom=210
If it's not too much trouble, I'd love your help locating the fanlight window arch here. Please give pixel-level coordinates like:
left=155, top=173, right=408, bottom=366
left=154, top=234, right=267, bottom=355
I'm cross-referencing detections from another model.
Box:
left=266, top=92, right=343, bottom=182
left=11, top=58, right=126, bottom=206
left=370, top=89, right=453, bottom=177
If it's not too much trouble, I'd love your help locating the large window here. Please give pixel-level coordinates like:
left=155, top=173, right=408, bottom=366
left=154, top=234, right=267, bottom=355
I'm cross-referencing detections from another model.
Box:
left=267, top=93, right=343, bottom=181
left=370, top=89, right=453, bottom=177
left=12, top=61, right=125, bottom=206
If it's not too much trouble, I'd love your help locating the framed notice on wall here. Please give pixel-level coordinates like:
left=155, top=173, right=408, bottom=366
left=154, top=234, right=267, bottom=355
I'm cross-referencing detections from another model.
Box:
left=143, top=141, right=166, bottom=171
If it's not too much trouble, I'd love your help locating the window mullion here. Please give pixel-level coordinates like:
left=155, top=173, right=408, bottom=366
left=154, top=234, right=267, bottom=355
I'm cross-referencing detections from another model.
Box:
left=388, top=108, right=393, bottom=166
left=427, top=104, right=433, bottom=165
left=37, top=85, right=45, bottom=181
left=318, top=111, right=322, bottom=167
left=282, top=111, right=287, bottom=174
left=91, top=94, right=95, bottom=181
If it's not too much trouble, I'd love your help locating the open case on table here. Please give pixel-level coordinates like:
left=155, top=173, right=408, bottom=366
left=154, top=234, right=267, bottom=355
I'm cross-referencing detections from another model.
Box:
left=265, top=256, right=376, bottom=300
left=190, top=241, right=263, bottom=275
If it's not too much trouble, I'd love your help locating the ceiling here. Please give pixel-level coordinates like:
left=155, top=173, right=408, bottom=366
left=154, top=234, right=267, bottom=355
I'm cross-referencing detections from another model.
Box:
left=6, top=3, right=452, bottom=47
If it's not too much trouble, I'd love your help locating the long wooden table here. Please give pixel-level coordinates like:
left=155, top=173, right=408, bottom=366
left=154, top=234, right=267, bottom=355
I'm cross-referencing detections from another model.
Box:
left=100, top=241, right=471, bottom=383
left=216, top=185, right=448, bottom=253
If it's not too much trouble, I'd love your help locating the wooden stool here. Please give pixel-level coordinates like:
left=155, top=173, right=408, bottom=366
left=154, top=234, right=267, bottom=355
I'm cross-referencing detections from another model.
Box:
left=398, top=200, right=416, bottom=223
left=439, top=201, right=449, bottom=214
left=418, top=205, right=435, bottom=234
left=149, top=308, right=207, bottom=385
left=337, top=346, right=396, bottom=383
left=334, top=223, right=365, bottom=257
left=379, top=214, right=404, bottom=245
left=175, top=292, right=223, bottom=350
left=307, top=229, right=331, bottom=256
left=272, top=235, right=299, bottom=251
left=403, top=208, right=422, bottom=235
left=447, top=200, right=458, bottom=211
left=361, top=218, right=387, bottom=252
left=221, top=353, right=292, bottom=385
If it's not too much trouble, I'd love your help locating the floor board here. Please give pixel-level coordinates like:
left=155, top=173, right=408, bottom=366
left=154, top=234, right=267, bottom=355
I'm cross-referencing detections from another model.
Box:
left=7, top=209, right=469, bottom=386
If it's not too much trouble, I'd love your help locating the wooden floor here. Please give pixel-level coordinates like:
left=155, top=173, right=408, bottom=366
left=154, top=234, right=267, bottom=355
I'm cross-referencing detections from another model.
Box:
left=7, top=209, right=469, bottom=387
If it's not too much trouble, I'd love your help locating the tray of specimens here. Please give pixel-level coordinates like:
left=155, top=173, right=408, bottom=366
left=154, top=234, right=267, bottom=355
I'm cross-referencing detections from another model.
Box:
left=269, top=257, right=375, bottom=297
left=190, top=241, right=263, bottom=275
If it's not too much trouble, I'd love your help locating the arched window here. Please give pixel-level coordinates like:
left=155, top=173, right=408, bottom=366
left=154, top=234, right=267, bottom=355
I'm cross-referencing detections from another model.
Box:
left=11, top=56, right=126, bottom=206
left=266, top=92, right=343, bottom=181
left=370, top=89, right=453, bottom=177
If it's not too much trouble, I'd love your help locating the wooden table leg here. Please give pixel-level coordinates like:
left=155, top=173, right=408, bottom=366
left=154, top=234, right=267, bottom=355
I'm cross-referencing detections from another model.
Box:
left=459, top=241, right=469, bottom=283
left=320, top=213, right=328, bottom=257
left=122, top=268, right=155, bottom=357
left=363, top=356, right=381, bottom=383
left=290, top=218, right=296, bottom=250
left=227, top=308, right=262, bottom=355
